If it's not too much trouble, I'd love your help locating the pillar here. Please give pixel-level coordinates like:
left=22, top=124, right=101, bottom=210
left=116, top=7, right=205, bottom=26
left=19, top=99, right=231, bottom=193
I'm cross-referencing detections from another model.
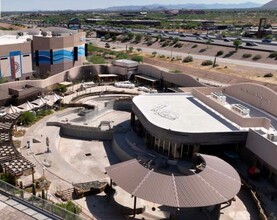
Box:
left=133, top=196, right=137, bottom=217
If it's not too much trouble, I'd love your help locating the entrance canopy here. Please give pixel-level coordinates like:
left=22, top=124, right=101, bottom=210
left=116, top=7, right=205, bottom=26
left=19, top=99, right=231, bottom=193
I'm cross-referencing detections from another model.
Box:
left=135, top=74, right=158, bottom=83
left=105, top=154, right=241, bottom=208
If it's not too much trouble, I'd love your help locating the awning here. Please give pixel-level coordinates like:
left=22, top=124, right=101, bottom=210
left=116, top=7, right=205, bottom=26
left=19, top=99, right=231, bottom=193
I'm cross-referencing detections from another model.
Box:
left=59, top=81, right=73, bottom=86
left=98, top=74, right=118, bottom=78
left=106, top=154, right=241, bottom=208
left=135, top=75, right=158, bottom=83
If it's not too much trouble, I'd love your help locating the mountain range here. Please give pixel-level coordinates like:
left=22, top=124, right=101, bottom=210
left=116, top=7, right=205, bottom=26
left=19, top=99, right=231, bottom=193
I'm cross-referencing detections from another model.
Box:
left=102, top=2, right=262, bottom=11
left=261, top=0, right=277, bottom=9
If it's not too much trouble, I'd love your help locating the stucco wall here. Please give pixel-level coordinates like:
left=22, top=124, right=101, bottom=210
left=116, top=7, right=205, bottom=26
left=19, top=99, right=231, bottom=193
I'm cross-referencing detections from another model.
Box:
left=47, top=121, right=113, bottom=141
left=246, top=129, right=277, bottom=171
left=223, top=83, right=277, bottom=117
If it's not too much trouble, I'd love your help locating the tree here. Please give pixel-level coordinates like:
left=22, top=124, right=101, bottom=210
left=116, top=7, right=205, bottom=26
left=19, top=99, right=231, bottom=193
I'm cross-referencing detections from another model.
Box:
left=127, top=32, right=135, bottom=41
left=233, top=39, right=242, bottom=51
left=128, top=46, right=134, bottom=53
left=134, top=34, right=143, bottom=43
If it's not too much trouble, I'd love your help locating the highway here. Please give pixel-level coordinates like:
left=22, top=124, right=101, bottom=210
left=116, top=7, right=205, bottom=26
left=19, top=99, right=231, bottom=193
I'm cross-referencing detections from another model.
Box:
left=93, top=26, right=277, bottom=52
left=90, top=38, right=277, bottom=70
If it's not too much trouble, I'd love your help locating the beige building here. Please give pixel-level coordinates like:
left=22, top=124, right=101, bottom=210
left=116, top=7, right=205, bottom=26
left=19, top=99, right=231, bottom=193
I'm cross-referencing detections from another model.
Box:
left=0, top=36, right=33, bottom=81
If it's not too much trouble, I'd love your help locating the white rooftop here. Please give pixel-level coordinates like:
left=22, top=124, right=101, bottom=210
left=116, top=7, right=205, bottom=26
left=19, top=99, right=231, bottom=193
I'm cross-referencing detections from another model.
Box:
left=133, top=93, right=237, bottom=133
left=0, top=35, right=33, bottom=45
left=113, top=59, right=138, bottom=68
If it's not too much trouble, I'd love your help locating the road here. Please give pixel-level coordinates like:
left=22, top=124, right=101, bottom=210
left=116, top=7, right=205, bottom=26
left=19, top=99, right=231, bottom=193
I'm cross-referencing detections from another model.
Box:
left=91, top=39, right=277, bottom=70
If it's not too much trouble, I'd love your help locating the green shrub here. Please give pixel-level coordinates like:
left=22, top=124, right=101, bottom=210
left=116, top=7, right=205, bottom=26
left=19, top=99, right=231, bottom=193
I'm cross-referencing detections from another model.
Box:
left=88, top=55, right=106, bottom=64
left=147, top=41, right=153, bottom=46
left=152, top=51, right=157, bottom=57
left=131, top=55, right=143, bottom=63
left=159, top=55, right=165, bottom=58
left=252, top=55, right=262, bottom=61
left=201, top=60, right=213, bottom=66
left=199, top=48, right=207, bottom=53
left=174, top=42, right=183, bottom=48
left=19, top=111, right=36, bottom=126
left=162, top=41, right=170, bottom=47
left=183, top=56, right=193, bottom=63
left=242, top=53, right=252, bottom=58
left=56, top=201, right=81, bottom=214
left=264, top=73, right=273, bottom=77
left=192, top=44, right=198, bottom=48
left=116, top=52, right=129, bottom=59
left=269, top=51, right=277, bottom=59
left=216, top=50, right=224, bottom=56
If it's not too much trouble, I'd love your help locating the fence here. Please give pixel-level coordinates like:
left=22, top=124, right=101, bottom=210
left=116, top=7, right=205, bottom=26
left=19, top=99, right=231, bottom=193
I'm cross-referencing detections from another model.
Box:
left=0, top=179, right=84, bottom=220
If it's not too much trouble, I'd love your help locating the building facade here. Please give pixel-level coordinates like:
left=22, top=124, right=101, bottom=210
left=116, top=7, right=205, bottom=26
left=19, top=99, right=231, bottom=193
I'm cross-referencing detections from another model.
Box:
left=0, top=41, right=33, bottom=81
left=32, top=32, right=87, bottom=76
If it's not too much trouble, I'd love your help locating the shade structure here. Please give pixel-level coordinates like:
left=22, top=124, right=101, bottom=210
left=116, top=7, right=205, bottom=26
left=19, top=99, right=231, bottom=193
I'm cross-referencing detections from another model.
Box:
left=105, top=154, right=241, bottom=208
left=44, top=93, right=62, bottom=106
left=17, top=101, right=35, bottom=112
left=4, top=105, right=23, bottom=114
left=31, top=97, right=47, bottom=108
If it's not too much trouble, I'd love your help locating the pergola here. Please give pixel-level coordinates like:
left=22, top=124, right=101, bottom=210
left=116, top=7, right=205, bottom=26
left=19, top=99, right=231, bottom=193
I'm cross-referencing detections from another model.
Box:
left=0, top=112, right=35, bottom=183
left=106, top=154, right=241, bottom=216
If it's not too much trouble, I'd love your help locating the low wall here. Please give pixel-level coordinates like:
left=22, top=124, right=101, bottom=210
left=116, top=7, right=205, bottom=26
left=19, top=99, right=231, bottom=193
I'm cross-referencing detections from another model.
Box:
left=138, top=64, right=204, bottom=87
left=192, top=89, right=271, bottom=129
left=112, top=138, right=134, bottom=161
left=47, top=122, right=113, bottom=141
left=223, top=83, right=277, bottom=117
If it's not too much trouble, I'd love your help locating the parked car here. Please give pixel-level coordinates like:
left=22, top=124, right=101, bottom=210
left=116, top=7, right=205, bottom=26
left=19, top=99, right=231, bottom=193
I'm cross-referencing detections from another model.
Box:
left=246, top=41, right=258, bottom=46
left=223, top=38, right=231, bottom=42
left=262, top=38, right=272, bottom=43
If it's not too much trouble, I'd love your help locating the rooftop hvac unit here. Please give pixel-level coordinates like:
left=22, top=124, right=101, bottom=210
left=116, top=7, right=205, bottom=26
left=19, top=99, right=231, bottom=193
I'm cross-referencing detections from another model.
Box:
left=231, top=104, right=250, bottom=116
left=267, top=133, right=277, bottom=142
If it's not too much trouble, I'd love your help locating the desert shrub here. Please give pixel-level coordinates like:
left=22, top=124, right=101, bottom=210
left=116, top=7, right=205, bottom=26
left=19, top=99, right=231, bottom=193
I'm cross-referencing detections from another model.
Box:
left=201, top=60, right=213, bottom=66
left=147, top=41, right=153, bottom=46
left=152, top=51, right=157, bottom=57
left=264, top=73, right=273, bottom=77
left=183, top=56, right=193, bottom=63
left=242, top=53, right=252, bottom=58
left=216, top=50, right=224, bottom=56
left=269, top=51, right=277, bottom=59
left=174, top=42, right=183, bottom=48
left=252, top=55, right=262, bottom=61
left=159, top=55, right=165, bottom=58
left=192, top=44, right=198, bottom=48
left=162, top=41, right=170, bottom=47
left=199, top=48, right=207, bottom=53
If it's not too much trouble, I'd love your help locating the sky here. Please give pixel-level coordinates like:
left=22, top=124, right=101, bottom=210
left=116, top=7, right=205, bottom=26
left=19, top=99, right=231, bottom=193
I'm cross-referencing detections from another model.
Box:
left=1, top=0, right=270, bottom=11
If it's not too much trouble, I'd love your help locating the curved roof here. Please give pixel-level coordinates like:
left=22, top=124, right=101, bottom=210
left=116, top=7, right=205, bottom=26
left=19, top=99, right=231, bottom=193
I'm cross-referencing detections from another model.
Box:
left=105, top=154, right=241, bottom=208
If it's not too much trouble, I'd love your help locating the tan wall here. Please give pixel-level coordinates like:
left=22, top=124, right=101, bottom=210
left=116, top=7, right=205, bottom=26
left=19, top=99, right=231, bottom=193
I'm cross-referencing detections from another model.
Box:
left=192, top=89, right=271, bottom=129
left=246, top=129, right=277, bottom=171
left=33, top=32, right=86, bottom=50
left=0, top=42, right=31, bottom=56
left=223, top=83, right=277, bottom=117
left=138, top=64, right=204, bottom=87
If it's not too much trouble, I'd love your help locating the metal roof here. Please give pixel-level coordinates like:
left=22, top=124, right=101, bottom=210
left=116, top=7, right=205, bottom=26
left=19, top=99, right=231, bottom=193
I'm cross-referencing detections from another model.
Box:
left=105, top=154, right=241, bottom=208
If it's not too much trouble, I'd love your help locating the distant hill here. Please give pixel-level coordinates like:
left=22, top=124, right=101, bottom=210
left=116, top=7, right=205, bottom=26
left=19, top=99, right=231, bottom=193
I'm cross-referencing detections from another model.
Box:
left=261, top=0, right=277, bottom=9
left=103, top=2, right=262, bottom=11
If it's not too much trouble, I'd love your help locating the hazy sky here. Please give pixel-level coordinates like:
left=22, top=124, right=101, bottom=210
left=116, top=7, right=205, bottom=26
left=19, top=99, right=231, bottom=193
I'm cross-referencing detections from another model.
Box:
left=2, top=0, right=270, bottom=11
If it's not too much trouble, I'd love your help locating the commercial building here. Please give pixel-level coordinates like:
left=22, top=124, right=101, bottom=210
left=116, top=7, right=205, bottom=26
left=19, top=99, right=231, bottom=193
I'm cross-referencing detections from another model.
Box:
left=33, top=31, right=87, bottom=76
left=0, top=35, right=33, bottom=81
left=130, top=84, right=277, bottom=185
left=0, top=28, right=88, bottom=80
